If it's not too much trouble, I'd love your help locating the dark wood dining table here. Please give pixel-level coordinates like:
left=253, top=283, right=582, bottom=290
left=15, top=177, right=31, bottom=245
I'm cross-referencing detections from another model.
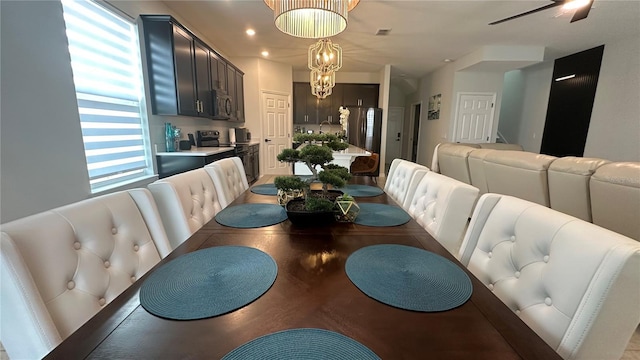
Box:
left=45, top=175, right=562, bottom=359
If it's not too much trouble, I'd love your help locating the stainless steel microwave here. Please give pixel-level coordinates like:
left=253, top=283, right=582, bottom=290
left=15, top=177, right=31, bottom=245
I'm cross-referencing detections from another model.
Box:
left=212, top=90, right=232, bottom=120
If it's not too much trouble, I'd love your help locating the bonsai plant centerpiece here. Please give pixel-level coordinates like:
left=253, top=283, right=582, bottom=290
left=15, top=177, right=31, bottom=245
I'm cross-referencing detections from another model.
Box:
left=275, top=133, right=351, bottom=225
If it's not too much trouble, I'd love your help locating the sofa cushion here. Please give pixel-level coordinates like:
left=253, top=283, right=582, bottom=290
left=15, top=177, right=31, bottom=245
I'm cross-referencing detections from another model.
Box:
left=548, top=157, right=610, bottom=222
left=483, top=151, right=557, bottom=206
left=436, top=144, right=477, bottom=184
left=590, top=162, right=640, bottom=240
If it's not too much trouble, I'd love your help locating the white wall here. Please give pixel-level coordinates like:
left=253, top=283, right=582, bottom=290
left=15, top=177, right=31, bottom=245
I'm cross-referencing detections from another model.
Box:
left=0, top=0, right=290, bottom=223
left=509, top=36, right=640, bottom=161
left=414, top=64, right=456, bottom=167
left=586, top=36, right=640, bottom=161
left=1, top=1, right=91, bottom=223
left=498, top=70, right=525, bottom=144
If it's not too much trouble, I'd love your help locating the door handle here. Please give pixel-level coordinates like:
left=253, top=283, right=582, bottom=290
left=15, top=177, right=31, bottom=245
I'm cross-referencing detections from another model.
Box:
left=264, top=139, right=272, bottom=142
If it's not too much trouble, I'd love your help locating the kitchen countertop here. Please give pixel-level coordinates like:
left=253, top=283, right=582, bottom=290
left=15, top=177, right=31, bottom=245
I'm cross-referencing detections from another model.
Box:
left=156, top=147, right=235, bottom=157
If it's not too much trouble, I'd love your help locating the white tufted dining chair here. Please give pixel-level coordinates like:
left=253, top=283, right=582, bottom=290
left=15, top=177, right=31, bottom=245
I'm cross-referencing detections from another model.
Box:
left=148, top=168, right=222, bottom=250
left=458, top=193, right=640, bottom=360
left=383, top=158, right=429, bottom=206
left=205, top=157, right=249, bottom=209
left=0, top=189, right=171, bottom=360
left=403, top=172, right=479, bottom=257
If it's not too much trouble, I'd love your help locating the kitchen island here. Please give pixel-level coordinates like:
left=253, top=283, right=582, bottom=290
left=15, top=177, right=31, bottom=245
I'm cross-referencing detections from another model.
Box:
left=293, top=144, right=371, bottom=175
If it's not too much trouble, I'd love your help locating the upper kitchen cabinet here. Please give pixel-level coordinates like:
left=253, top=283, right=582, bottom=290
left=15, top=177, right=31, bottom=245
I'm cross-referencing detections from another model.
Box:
left=139, top=15, right=244, bottom=121
left=342, top=83, right=379, bottom=108
left=234, top=70, right=244, bottom=122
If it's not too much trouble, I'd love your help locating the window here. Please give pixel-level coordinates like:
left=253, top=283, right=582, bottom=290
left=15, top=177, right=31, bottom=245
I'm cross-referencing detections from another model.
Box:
left=61, top=0, right=152, bottom=192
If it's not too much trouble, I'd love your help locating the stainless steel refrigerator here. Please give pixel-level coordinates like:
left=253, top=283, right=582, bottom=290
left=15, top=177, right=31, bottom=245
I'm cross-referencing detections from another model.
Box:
left=347, top=107, right=383, bottom=154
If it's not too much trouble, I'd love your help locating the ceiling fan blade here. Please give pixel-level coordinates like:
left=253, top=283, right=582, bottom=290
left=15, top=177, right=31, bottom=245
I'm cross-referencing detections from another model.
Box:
left=489, top=2, right=564, bottom=25
left=570, top=0, right=594, bottom=22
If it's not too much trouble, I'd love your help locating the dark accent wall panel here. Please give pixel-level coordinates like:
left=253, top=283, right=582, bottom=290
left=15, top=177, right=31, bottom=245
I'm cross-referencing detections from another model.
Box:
left=540, top=45, right=605, bottom=157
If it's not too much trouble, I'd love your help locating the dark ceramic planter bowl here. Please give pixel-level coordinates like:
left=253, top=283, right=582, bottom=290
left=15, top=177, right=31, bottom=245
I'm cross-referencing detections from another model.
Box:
left=285, top=199, right=336, bottom=226
left=285, top=190, right=343, bottom=226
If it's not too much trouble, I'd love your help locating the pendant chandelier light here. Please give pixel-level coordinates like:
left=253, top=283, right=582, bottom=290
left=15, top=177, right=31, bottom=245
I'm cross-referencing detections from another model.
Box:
left=264, top=0, right=360, bottom=39
left=308, top=38, right=341, bottom=98
left=310, top=69, right=335, bottom=99
left=308, top=38, right=342, bottom=73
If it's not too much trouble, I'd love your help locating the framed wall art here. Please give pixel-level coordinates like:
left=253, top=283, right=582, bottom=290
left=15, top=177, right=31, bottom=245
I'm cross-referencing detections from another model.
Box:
left=427, top=94, right=441, bottom=120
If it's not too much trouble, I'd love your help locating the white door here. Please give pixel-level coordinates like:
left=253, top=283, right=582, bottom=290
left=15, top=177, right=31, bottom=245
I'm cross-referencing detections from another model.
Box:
left=453, top=93, right=496, bottom=143
left=385, top=106, right=404, bottom=162
left=262, top=91, right=291, bottom=175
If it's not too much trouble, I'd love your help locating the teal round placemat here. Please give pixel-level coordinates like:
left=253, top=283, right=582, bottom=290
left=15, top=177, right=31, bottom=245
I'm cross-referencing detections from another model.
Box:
left=140, top=246, right=277, bottom=320
left=222, top=328, right=380, bottom=360
left=216, top=204, right=287, bottom=228
left=354, top=203, right=410, bottom=227
left=346, top=244, right=472, bottom=312
left=251, top=183, right=278, bottom=196
left=338, top=184, right=384, bottom=197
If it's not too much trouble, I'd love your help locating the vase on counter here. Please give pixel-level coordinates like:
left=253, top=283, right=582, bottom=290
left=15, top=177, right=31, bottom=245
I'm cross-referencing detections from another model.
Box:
left=165, top=122, right=176, bottom=152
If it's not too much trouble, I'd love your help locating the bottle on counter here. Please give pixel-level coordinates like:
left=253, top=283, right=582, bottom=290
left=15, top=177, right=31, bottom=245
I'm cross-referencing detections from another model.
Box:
left=165, top=122, right=175, bottom=152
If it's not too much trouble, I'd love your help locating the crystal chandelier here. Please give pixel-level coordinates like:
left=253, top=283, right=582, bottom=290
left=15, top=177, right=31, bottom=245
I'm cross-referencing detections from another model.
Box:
left=310, top=69, right=335, bottom=99
left=264, top=0, right=360, bottom=39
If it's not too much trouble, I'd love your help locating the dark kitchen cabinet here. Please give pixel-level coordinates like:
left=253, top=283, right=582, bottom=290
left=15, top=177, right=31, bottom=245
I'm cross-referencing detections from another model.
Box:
left=245, top=144, right=260, bottom=184
left=294, top=82, right=313, bottom=124
left=342, top=83, right=379, bottom=108
left=235, top=71, right=245, bottom=122
left=156, top=150, right=235, bottom=179
left=293, top=82, right=361, bottom=126
left=140, top=15, right=203, bottom=117
left=139, top=15, right=244, bottom=122
left=226, top=66, right=236, bottom=120
left=194, top=40, right=213, bottom=118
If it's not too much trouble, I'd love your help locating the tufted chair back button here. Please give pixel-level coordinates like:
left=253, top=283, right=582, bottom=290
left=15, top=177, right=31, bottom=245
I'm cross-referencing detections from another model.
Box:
left=67, top=281, right=75, bottom=290
left=514, top=271, right=520, bottom=278
left=112, top=227, right=117, bottom=235
left=510, top=235, right=516, bottom=242
left=74, top=241, right=81, bottom=250
left=488, top=251, right=492, bottom=258
left=98, top=298, right=106, bottom=306
left=488, top=284, right=494, bottom=291
left=545, top=297, right=552, bottom=306
left=131, top=276, right=136, bottom=282
left=515, top=309, right=521, bottom=315
left=133, top=244, right=139, bottom=252
left=543, top=255, right=549, bottom=263
left=104, top=261, right=110, bottom=268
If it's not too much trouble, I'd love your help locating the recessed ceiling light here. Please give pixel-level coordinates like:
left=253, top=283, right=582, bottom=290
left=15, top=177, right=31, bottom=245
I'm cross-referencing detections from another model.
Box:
left=261, top=51, right=269, bottom=57
left=246, top=29, right=256, bottom=36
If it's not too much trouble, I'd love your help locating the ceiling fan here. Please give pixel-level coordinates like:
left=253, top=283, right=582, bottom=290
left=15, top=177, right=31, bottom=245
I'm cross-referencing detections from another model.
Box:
left=489, top=0, right=595, bottom=25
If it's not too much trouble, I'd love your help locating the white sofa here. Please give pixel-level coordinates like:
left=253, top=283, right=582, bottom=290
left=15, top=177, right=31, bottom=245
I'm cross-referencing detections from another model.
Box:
left=0, top=189, right=171, bottom=360
left=148, top=168, right=222, bottom=250
left=459, top=194, right=640, bottom=360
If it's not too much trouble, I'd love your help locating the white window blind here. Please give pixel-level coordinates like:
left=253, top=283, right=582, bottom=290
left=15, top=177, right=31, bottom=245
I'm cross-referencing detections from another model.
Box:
left=61, top=0, right=151, bottom=191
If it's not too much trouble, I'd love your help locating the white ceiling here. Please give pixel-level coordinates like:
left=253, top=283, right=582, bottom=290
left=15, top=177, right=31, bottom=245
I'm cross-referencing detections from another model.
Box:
left=161, top=0, right=640, bottom=79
